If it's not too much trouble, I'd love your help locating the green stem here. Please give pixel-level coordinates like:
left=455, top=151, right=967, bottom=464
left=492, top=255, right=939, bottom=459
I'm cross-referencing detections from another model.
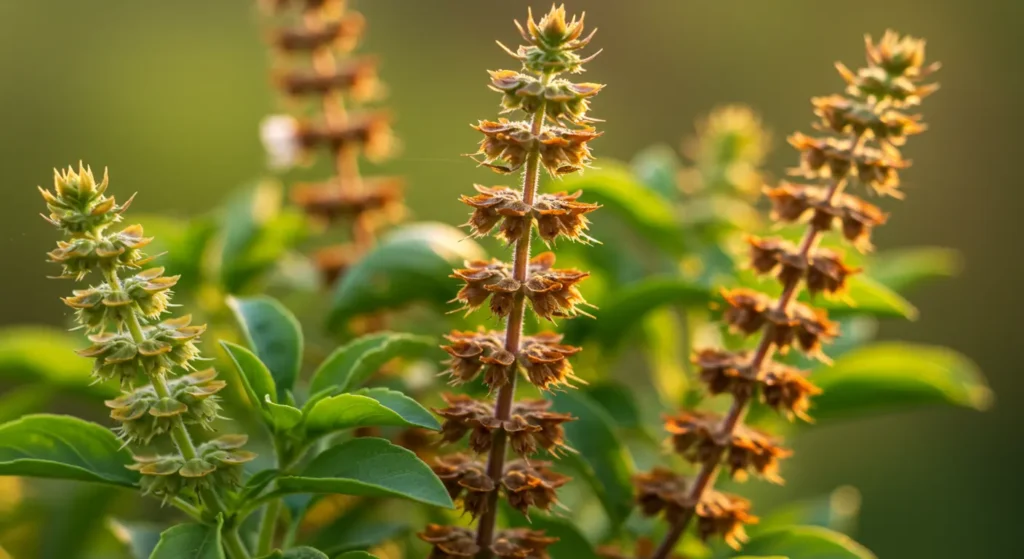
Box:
left=255, top=437, right=287, bottom=555
left=100, top=267, right=250, bottom=559
left=172, top=497, right=205, bottom=522
left=256, top=499, right=283, bottom=555
left=224, top=527, right=252, bottom=559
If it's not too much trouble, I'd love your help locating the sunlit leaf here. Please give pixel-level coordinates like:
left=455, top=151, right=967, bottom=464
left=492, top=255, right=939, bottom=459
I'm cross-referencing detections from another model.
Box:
left=327, top=222, right=485, bottom=329
left=221, top=341, right=278, bottom=409
left=308, top=332, right=437, bottom=397
left=869, top=247, right=961, bottom=292
left=816, top=275, right=918, bottom=320
left=736, top=526, right=875, bottom=559
left=809, top=342, right=992, bottom=422
left=0, top=414, right=139, bottom=487
left=545, top=163, right=688, bottom=255
left=565, top=276, right=709, bottom=347
left=641, top=306, right=691, bottom=408
left=228, top=295, right=304, bottom=399
left=265, top=397, right=304, bottom=431
left=275, top=438, right=453, bottom=508
left=631, top=144, right=682, bottom=201
left=219, top=180, right=305, bottom=294
left=0, top=327, right=117, bottom=398
left=549, top=390, right=634, bottom=527
left=304, top=388, right=440, bottom=437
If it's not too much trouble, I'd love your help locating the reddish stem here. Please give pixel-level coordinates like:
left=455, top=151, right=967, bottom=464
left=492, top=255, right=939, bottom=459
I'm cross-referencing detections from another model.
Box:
left=649, top=135, right=864, bottom=559
left=474, top=80, right=550, bottom=559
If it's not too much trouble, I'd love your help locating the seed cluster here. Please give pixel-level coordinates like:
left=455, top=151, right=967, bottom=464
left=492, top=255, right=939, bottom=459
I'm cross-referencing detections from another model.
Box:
left=259, top=0, right=404, bottom=286
left=419, top=6, right=603, bottom=559
left=41, top=165, right=255, bottom=504
left=631, top=31, right=940, bottom=558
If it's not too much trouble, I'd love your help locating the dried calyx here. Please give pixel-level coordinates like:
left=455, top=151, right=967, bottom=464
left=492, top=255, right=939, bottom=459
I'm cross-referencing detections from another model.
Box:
left=41, top=164, right=255, bottom=505
left=630, top=31, right=939, bottom=559
left=419, top=5, right=604, bottom=559
left=260, top=0, right=404, bottom=286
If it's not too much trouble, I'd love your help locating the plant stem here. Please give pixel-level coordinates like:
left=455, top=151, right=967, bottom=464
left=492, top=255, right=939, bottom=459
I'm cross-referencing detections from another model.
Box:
left=255, top=437, right=288, bottom=555
left=224, top=527, right=252, bottom=559
left=101, top=267, right=250, bottom=559
left=256, top=498, right=282, bottom=555
left=648, top=136, right=864, bottom=559
left=474, top=75, right=551, bottom=559
left=172, top=497, right=205, bottom=522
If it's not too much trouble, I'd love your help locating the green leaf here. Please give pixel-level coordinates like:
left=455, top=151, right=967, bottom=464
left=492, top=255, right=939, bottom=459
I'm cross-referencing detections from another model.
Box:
left=505, top=511, right=600, bottom=559
left=336, top=553, right=379, bottom=559
left=809, top=342, right=992, bottom=422
left=265, top=396, right=304, bottom=431
left=869, top=246, right=961, bottom=292
left=327, top=222, right=485, bottom=329
left=308, top=332, right=437, bottom=397
left=276, top=437, right=453, bottom=508
left=631, top=144, right=682, bottom=201
left=546, top=163, right=688, bottom=255
left=815, top=275, right=917, bottom=320
left=134, top=213, right=217, bottom=296
left=585, top=382, right=642, bottom=429
left=228, top=295, right=303, bottom=399
left=0, top=414, right=139, bottom=487
left=736, top=526, right=875, bottom=559
left=150, top=522, right=223, bottom=559
left=753, top=486, right=862, bottom=537
left=108, top=518, right=163, bottom=559
left=257, top=547, right=329, bottom=559
left=305, top=388, right=439, bottom=437
left=549, top=390, right=634, bottom=527
left=314, top=519, right=406, bottom=556
left=0, top=327, right=117, bottom=398
left=0, top=385, right=52, bottom=423
left=221, top=341, right=278, bottom=410
left=565, top=276, right=709, bottom=346
left=240, top=469, right=282, bottom=503
left=219, top=180, right=305, bottom=294
left=642, top=306, right=691, bottom=408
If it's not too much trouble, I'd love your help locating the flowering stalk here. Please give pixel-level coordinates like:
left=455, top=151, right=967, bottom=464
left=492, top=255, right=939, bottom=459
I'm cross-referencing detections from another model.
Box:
left=418, top=6, right=603, bottom=559
left=259, top=0, right=403, bottom=286
left=41, top=165, right=256, bottom=558
left=636, top=31, right=939, bottom=558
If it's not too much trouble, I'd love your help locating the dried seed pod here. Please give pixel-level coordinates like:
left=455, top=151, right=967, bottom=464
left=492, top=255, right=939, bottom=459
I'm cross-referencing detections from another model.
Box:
left=635, top=31, right=939, bottom=555
left=760, top=363, right=822, bottom=421
left=633, top=467, right=688, bottom=521
left=501, top=460, right=570, bottom=517
left=432, top=6, right=602, bottom=551
left=519, top=332, right=583, bottom=390
left=491, top=528, right=558, bottom=559
left=418, top=524, right=480, bottom=559
left=694, top=491, right=759, bottom=550
left=664, top=412, right=792, bottom=483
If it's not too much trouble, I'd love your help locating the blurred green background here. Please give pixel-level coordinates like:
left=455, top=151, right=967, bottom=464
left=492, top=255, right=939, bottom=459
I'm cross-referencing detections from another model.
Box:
left=0, top=1, right=1018, bottom=557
